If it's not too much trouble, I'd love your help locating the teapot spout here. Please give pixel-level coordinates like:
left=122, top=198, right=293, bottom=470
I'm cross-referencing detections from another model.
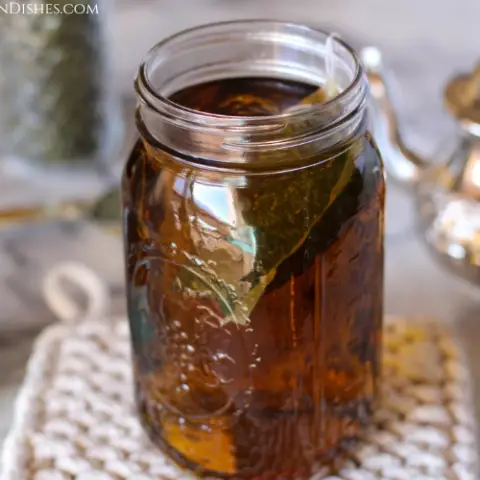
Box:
left=360, top=47, right=429, bottom=185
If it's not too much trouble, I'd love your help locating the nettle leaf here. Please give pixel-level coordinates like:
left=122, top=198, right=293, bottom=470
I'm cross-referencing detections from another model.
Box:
left=233, top=146, right=357, bottom=320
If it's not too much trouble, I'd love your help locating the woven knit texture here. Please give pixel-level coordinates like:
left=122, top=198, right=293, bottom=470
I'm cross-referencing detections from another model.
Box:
left=1, top=316, right=478, bottom=480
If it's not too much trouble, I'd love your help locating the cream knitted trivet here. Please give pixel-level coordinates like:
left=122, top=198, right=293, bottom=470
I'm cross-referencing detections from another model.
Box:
left=1, top=263, right=478, bottom=480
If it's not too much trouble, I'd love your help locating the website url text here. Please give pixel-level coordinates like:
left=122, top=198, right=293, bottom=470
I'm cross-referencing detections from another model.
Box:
left=0, top=2, right=99, bottom=14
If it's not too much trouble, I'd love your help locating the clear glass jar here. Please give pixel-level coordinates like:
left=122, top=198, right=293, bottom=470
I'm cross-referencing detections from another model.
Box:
left=123, top=20, right=385, bottom=479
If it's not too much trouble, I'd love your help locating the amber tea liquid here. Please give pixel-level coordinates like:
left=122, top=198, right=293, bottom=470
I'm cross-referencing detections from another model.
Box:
left=123, top=77, right=384, bottom=479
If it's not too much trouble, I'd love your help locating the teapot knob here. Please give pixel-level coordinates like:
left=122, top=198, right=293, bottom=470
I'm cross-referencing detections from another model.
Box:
left=444, top=63, right=480, bottom=136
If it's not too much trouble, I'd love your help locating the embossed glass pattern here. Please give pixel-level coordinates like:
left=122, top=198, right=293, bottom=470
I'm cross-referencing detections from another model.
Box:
left=122, top=21, right=385, bottom=479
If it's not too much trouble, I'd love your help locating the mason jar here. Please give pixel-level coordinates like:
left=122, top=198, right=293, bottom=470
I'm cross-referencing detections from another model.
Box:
left=122, top=20, right=385, bottom=479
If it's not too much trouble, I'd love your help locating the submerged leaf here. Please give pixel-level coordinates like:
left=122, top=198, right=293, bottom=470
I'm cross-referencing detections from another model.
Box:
left=235, top=145, right=357, bottom=314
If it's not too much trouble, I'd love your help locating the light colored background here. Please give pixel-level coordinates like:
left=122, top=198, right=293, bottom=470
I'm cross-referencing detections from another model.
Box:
left=1, top=0, right=480, bottom=454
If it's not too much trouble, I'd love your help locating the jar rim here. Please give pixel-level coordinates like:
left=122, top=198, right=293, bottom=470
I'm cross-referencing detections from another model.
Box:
left=134, top=19, right=368, bottom=167
left=137, top=19, right=364, bottom=123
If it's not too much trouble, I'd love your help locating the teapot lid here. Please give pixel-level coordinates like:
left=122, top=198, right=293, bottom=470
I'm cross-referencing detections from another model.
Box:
left=444, top=63, right=480, bottom=135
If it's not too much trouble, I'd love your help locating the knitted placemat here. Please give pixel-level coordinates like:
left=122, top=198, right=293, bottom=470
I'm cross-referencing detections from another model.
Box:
left=1, top=263, right=479, bottom=480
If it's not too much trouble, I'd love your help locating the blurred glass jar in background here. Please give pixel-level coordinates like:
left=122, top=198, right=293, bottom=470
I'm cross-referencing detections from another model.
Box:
left=123, top=21, right=385, bottom=479
left=0, top=0, right=123, bottom=179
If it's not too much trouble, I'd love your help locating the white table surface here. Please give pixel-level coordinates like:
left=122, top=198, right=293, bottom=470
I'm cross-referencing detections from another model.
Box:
left=1, top=0, right=480, bottom=456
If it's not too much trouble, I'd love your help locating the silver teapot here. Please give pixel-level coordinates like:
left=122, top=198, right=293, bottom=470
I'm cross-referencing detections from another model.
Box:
left=361, top=47, right=480, bottom=284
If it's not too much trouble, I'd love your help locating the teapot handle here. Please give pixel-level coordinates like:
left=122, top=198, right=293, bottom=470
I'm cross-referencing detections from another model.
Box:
left=360, top=47, right=429, bottom=185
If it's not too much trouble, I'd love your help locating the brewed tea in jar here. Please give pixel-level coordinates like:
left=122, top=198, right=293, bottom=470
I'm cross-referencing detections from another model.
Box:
left=122, top=20, right=385, bottom=479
